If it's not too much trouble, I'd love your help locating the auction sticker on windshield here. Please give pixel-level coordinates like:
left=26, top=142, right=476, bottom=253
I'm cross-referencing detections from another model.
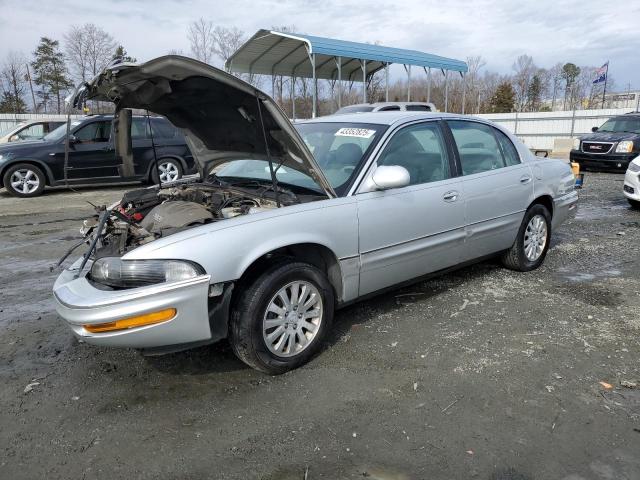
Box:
left=335, top=127, right=376, bottom=138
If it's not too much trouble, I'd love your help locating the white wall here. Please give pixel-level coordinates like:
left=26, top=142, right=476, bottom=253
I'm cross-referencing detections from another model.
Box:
left=475, top=108, right=635, bottom=150
left=0, top=113, right=84, bottom=133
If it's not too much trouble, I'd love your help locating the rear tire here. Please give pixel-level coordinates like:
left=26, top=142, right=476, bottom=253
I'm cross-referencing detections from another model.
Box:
left=151, top=158, right=183, bottom=184
left=501, top=204, right=552, bottom=272
left=628, top=198, right=640, bottom=210
left=2, top=163, right=46, bottom=197
left=229, top=261, right=334, bottom=374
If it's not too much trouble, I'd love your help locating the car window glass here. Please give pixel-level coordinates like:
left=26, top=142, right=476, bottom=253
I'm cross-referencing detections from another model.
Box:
left=494, top=129, right=521, bottom=166
left=18, top=123, right=44, bottom=139
left=377, top=122, right=450, bottom=185
left=378, top=106, right=400, bottom=111
left=131, top=118, right=148, bottom=139
left=405, top=105, right=431, bottom=111
left=151, top=118, right=179, bottom=139
left=448, top=120, right=506, bottom=175
left=74, top=121, right=111, bottom=143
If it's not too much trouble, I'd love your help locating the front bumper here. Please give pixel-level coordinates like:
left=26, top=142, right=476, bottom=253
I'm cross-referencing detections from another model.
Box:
left=623, top=168, right=640, bottom=201
left=53, top=258, right=214, bottom=349
left=569, top=150, right=635, bottom=172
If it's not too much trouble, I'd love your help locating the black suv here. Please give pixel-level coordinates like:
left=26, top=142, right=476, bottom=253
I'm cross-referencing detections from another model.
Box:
left=570, top=112, right=640, bottom=171
left=0, top=114, right=195, bottom=197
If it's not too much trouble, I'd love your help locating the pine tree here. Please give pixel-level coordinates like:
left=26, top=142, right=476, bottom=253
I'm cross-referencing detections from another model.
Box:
left=112, top=45, right=137, bottom=64
left=31, top=37, right=73, bottom=113
left=490, top=82, right=515, bottom=113
left=527, top=75, right=542, bottom=111
left=0, top=92, right=27, bottom=113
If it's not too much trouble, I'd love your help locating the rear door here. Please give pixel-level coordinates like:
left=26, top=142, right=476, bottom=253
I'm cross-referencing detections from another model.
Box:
left=445, top=120, right=533, bottom=260
left=356, top=120, right=465, bottom=295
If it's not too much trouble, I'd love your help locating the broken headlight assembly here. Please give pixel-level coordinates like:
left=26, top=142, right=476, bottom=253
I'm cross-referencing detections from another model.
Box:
left=90, top=258, right=205, bottom=288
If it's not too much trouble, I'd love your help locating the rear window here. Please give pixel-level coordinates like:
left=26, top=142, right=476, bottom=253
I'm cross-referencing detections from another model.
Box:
left=335, top=105, right=375, bottom=114
left=405, top=105, right=432, bottom=111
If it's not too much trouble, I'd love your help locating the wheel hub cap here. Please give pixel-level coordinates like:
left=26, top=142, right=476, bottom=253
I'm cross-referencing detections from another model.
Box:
left=523, top=214, right=548, bottom=262
left=262, top=280, right=323, bottom=358
left=10, top=169, right=39, bottom=194
left=158, top=162, right=179, bottom=182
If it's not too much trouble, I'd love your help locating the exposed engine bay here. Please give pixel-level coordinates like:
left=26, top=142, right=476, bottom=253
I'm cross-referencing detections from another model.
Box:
left=77, top=179, right=319, bottom=259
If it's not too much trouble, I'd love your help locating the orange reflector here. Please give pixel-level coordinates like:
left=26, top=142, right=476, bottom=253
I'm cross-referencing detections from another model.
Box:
left=83, top=308, right=176, bottom=333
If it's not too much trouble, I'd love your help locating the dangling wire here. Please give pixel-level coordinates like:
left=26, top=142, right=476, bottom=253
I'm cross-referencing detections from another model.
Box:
left=146, top=109, right=161, bottom=188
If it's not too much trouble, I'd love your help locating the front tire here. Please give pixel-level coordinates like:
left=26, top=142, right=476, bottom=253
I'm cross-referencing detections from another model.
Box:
left=151, top=158, right=183, bottom=184
left=229, top=261, right=334, bottom=374
left=628, top=198, right=640, bottom=210
left=501, top=204, right=552, bottom=272
left=2, top=163, right=46, bottom=197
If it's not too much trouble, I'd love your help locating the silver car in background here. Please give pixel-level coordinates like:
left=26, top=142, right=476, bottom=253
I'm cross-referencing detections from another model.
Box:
left=334, top=101, right=436, bottom=115
left=53, top=56, right=578, bottom=374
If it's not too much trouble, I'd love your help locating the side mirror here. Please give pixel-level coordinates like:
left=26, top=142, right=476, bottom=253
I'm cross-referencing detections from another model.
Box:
left=9, top=134, right=19, bottom=142
left=591, top=126, right=598, bottom=132
left=371, top=165, right=410, bottom=190
left=67, top=134, right=79, bottom=145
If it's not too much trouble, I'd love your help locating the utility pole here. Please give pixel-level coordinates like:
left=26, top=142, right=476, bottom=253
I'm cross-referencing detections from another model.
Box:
left=25, top=63, right=37, bottom=113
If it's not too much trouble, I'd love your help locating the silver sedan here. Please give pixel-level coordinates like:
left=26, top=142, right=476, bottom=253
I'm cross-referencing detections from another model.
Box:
left=53, top=56, right=578, bottom=374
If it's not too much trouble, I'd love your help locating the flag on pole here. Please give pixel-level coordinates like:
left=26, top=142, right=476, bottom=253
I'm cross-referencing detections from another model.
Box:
left=593, top=62, right=609, bottom=84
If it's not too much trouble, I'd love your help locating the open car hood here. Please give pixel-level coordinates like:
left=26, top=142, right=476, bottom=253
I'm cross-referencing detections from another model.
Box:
left=70, top=56, right=335, bottom=197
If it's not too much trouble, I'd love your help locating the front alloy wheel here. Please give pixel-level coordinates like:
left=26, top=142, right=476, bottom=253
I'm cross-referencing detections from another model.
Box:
left=262, top=280, right=323, bottom=357
left=2, top=163, right=46, bottom=197
left=230, top=261, right=334, bottom=374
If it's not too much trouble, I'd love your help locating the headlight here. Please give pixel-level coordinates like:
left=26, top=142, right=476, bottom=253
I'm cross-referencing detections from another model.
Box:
left=90, top=258, right=204, bottom=288
left=0, top=154, right=4, bottom=161
left=616, top=140, right=634, bottom=153
left=572, top=138, right=580, bottom=150
left=628, top=159, right=640, bottom=173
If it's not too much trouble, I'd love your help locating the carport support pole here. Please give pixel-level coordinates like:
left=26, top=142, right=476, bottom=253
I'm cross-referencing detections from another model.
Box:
left=461, top=72, right=466, bottom=114
left=291, top=75, right=296, bottom=121
left=407, top=64, right=411, bottom=101
left=424, top=67, right=432, bottom=103
left=444, top=70, right=449, bottom=112
left=311, top=53, right=317, bottom=118
left=337, top=57, right=342, bottom=109
left=362, top=59, right=367, bottom=103
left=385, top=63, right=389, bottom=102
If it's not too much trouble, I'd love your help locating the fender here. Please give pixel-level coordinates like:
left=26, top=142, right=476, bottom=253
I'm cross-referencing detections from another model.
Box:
left=0, top=157, right=56, bottom=185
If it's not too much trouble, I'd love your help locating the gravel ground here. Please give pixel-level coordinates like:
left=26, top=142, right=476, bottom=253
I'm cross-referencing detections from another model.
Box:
left=0, top=174, right=639, bottom=480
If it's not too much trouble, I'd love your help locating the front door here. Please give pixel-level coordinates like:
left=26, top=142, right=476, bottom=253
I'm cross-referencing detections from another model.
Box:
left=66, top=120, right=120, bottom=180
left=446, top=120, right=534, bottom=260
left=356, top=120, right=466, bottom=296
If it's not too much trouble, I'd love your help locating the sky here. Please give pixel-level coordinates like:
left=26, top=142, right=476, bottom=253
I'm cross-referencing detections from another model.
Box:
left=1, top=0, right=639, bottom=91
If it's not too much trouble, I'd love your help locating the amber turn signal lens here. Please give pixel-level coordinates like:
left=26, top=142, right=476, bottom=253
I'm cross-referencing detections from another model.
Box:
left=83, top=308, right=176, bottom=333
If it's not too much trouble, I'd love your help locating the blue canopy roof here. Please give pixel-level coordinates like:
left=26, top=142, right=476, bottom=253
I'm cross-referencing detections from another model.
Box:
left=226, top=29, right=467, bottom=80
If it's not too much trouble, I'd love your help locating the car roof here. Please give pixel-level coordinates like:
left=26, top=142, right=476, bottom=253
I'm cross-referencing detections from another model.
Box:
left=299, top=111, right=463, bottom=126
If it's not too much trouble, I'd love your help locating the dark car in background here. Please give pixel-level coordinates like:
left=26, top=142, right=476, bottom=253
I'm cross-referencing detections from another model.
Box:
left=0, top=114, right=195, bottom=197
left=570, top=112, right=640, bottom=171
left=0, top=119, right=65, bottom=143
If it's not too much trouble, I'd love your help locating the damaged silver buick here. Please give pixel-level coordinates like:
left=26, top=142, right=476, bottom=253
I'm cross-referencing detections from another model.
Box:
left=53, top=56, right=577, bottom=374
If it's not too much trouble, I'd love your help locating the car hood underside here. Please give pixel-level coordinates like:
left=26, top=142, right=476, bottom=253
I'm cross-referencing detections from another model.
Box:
left=70, top=55, right=335, bottom=197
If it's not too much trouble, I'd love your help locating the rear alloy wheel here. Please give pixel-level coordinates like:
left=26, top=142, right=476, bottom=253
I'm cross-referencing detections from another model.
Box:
left=152, top=159, right=182, bottom=184
left=2, top=163, right=46, bottom=197
left=230, top=261, right=334, bottom=374
left=501, top=204, right=552, bottom=271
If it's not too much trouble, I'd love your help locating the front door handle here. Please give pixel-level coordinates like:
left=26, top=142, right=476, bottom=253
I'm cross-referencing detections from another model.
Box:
left=443, top=190, right=459, bottom=202
left=520, top=175, right=532, bottom=184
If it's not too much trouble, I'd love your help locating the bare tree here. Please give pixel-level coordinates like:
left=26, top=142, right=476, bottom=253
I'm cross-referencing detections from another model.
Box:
left=0, top=52, right=28, bottom=112
left=211, top=26, right=245, bottom=65
left=188, top=18, right=215, bottom=64
left=511, top=54, right=536, bottom=111
left=64, top=24, right=117, bottom=83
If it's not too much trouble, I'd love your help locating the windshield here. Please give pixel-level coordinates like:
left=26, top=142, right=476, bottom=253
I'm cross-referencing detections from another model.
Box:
left=211, top=122, right=386, bottom=197
left=43, top=120, right=83, bottom=142
left=598, top=117, right=640, bottom=134
left=334, top=105, right=375, bottom=114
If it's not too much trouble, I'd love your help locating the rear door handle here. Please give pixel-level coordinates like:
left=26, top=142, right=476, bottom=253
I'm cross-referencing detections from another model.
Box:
left=443, top=190, right=459, bottom=202
left=520, top=175, right=532, bottom=184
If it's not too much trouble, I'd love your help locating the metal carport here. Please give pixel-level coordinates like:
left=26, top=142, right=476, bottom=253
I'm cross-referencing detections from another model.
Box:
left=225, top=29, right=468, bottom=118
